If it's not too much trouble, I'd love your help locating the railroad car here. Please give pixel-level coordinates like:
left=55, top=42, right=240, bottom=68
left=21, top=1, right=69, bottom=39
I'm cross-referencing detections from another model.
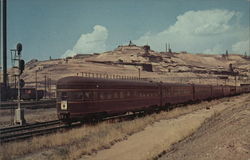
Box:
left=222, top=86, right=232, bottom=97
left=57, top=76, right=250, bottom=122
left=211, top=85, right=223, bottom=98
left=21, top=88, right=44, bottom=100
left=4, top=87, right=44, bottom=100
left=161, top=83, right=193, bottom=105
left=57, top=77, right=161, bottom=122
left=194, top=85, right=212, bottom=101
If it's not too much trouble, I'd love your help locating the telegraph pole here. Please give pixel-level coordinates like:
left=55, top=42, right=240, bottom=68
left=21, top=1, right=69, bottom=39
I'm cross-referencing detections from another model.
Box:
left=235, top=74, right=237, bottom=88
left=138, top=68, right=141, bottom=79
left=35, top=70, right=38, bottom=101
left=44, top=75, right=47, bottom=99
left=2, top=0, right=7, bottom=88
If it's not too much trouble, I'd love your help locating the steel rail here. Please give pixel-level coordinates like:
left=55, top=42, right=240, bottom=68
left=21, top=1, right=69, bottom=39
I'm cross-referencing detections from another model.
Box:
left=0, top=120, right=60, bottom=134
left=0, top=100, right=56, bottom=110
left=0, top=125, right=65, bottom=143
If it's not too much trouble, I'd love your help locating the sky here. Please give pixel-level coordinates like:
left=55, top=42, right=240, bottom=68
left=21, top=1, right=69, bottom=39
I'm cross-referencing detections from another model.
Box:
left=3, top=0, right=250, bottom=64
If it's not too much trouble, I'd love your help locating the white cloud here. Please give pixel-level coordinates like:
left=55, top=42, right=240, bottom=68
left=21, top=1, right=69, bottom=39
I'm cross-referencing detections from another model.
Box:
left=62, top=25, right=108, bottom=58
left=232, top=40, right=250, bottom=54
left=168, top=10, right=235, bottom=35
left=134, top=9, right=248, bottom=54
left=203, top=44, right=225, bottom=54
left=61, top=49, right=75, bottom=58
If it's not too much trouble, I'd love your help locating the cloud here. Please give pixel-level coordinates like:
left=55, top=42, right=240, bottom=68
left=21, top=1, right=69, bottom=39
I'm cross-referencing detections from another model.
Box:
left=203, top=44, right=225, bottom=54
left=232, top=40, right=250, bottom=54
left=168, top=10, right=235, bottom=35
left=61, top=25, right=108, bottom=58
left=134, top=9, right=249, bottom=54
left=61, top=49, right=75, bottom=58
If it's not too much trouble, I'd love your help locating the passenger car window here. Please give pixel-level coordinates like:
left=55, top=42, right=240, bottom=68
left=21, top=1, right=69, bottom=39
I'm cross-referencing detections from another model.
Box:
left=107, top=92, right=112, bottom=99
left=61, top=92, right=67, bottom=100
left=114, top=92, right=119, bottom=99
left=120, top=91, right=124, bottom=98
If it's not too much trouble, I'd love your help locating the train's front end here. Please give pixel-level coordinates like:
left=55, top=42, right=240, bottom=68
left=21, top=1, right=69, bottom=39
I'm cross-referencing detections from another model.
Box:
left=56, top=76, right=92, bottom=122
left=57, top=77, right=71, bottom=122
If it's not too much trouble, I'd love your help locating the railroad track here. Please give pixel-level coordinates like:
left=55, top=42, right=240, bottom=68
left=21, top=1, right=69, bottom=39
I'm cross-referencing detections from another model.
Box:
left=0, top=111, right=146, bottom=144
left=0, top=99, right=56, bottom=109
left=0, top=120, right=71, bottom=143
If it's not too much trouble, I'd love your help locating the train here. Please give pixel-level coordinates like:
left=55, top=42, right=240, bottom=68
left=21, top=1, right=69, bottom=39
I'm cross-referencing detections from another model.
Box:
left=56, top=76, right=250, bottom=122
left=0, top=83, right=44, bottom=100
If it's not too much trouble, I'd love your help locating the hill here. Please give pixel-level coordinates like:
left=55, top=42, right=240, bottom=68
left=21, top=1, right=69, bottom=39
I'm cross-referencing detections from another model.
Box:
left=7, top=43, right=250, bottom=96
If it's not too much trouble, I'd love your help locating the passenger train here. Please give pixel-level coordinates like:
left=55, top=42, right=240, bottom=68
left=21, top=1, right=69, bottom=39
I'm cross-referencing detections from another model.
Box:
left=56, top=76, right=250, bottom=122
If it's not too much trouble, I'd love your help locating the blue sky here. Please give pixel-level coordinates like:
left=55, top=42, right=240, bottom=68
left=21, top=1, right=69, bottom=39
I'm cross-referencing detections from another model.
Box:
left=5, top=0, right=250, bottom=63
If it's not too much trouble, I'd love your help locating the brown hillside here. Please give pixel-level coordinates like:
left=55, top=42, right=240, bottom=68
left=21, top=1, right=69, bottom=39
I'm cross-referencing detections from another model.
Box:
left=6, top=44, right=250, bottom=95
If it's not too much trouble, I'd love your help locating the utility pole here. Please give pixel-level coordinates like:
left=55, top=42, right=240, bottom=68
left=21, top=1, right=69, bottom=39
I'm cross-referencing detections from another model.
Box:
left=138, top=68, right=141, bottom=79
left=235, top=74, right=237, bottom=88
left=35, top=70, right=38, bottom=101
left=44, top=75, right=47, bottom=99
left=168, top=43, right=172, bottom=53
left=165, top=43, right=168, bottom=53
left=2, top=0, right=7, bottom=89
left=48, top=77, right=51, bottom=99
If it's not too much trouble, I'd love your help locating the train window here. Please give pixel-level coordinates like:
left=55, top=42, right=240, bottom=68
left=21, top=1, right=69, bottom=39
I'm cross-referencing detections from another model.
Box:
left=132, top=91, right=137, bottom=97
left=132, top=91, right=136, bottom=97
left=114, top=92, right=119, bottom=99
left=140, top=92, right=143, bottom=97
left=127, top=91, right=130, bottom=97
left=99, top=93, right=105, bottom=100
left=61, top=92, right=67, bottom=100
left=120, top=91, right=124, bottom=98
left=57, top=92, right=60, bottom=100
left=83, top=92, right=93, bottom=100
left=93, top=91, right=98, bottom=99
left=67, top=92, right=83, bottom=100
left=107, top=92, right=112, bottom=99
left=84, top=92, right=90, bottom=99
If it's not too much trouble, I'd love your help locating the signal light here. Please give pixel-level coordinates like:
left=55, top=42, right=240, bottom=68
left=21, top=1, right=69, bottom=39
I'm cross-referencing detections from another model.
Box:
left=16, top=43, right=22, bottom=55
left=19, top=79, right=25, bottom=88
left=19, top=59, right=25, bottom=75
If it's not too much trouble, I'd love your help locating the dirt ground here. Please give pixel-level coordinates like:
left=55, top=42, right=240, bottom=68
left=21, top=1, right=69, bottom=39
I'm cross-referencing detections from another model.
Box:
left=83, top=94, right=250, bottom=160
left=1, top=94, right=249, bottom=160
left=158, top=95, right=250, bottom=160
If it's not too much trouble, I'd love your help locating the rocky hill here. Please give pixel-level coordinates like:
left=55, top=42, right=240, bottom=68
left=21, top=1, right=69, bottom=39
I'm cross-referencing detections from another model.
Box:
left=7, top=44, right=250, bottom=95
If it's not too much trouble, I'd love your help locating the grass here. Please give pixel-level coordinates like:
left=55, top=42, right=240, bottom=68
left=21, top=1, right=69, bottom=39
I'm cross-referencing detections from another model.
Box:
left=0, top=97, right=232, bottom=160
left=0, top=108, right=57, bottom=127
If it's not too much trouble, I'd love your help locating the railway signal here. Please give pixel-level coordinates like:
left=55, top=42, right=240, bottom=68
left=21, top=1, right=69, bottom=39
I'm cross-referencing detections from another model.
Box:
left=16, top=43, right=25, bottom=75
left=20, top=79, right=25, bottom=88
left=10, top=43, right=26, bottom=125
left=19, top=59, right=25, bottom=75
left=16, top=43, right=22, bottom=55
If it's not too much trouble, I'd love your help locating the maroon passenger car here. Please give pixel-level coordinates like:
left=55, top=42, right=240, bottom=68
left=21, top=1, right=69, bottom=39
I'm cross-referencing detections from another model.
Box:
left=57, top=76, right=162, bottom=122
left=57, top=76, right=249, bottom=122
